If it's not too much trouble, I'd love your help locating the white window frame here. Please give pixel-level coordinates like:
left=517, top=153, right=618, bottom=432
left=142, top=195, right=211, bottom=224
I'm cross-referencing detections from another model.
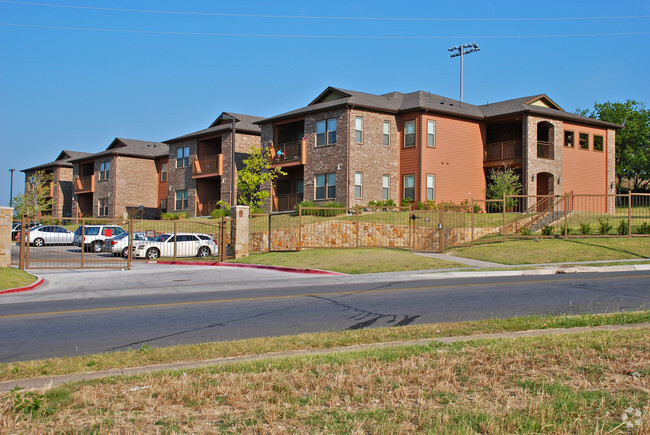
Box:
left=382, top=174, right=390, bottom=200
left=354, top=172, right=362, bottom=198
left=404, top=120, right=416, bottom=147
left=161, top=162, right=168, bottom=181
left=383, top=121, right=390, bottom=147
left=98, top=198, right=109, bottom=216
left=355, top=117, right=363, bottom=143
left=403, top=174, right=415, bottom=200
left=427, top=120, right=436, bottom=148
left=426, top=174, right=435, bottom=201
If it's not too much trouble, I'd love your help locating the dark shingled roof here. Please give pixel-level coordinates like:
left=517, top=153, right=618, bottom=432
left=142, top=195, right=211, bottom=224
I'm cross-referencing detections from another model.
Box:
left=257, top=87, right=620, bottom=129
left=165, top=112, right=263, bottom=143
left=22, top=150, right=93, bottom=173
left=68, top=138, right=169, bottom=162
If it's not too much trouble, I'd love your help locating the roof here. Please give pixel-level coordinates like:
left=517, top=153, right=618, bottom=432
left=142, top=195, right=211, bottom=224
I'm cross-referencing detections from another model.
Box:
left=165, top=112, right=263, bottom=143
left=257, top=87, right=621, bottom=129
left=22, top=150, right=93, bottom=173
left=68, top=138, right=169, bottom=163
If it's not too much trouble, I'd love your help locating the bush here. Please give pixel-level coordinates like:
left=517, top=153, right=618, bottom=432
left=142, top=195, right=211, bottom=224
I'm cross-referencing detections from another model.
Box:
left=635, top=221, right=650, bottom=234
left=579, top=222, right=591, bottom=235
left=617, top=219, right=629, bottom=235
left=520, top=227, right=532, bottom=236
left=401, top=198, right=412, bottom=207
left=598, top=218, right=613, bottom=235
left=210, top=208, right=229, bottom=218
left=161, top=212, right=188, bottom=220
left=416, top=202, right=426, bottom=210
left=296, top=201, right=346, bottom=216
left=541, top=225, right=554, bottom=236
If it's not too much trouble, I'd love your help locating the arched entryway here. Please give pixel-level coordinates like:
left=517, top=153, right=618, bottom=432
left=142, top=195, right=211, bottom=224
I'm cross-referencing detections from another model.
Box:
left=536, top=122, right=554, bottom=159
left=536, top=172, right=555, bottom=211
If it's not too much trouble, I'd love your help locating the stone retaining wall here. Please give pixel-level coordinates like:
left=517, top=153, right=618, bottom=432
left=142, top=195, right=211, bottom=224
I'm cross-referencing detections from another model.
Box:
left=0, top=207, right=13, bottom=268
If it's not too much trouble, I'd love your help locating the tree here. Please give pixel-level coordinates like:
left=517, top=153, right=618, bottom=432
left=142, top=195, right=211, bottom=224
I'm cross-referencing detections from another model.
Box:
left=12, top=170, right=54, bottom=218
left=236, top=147, right=286, bottom=209
left=576, top=100, right=650, bottom=191
left=486, top=166, right=522, bottom=210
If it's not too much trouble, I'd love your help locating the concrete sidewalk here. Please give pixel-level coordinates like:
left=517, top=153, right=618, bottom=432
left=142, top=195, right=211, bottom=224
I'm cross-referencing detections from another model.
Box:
left=1, top=322, right=647, bottom=394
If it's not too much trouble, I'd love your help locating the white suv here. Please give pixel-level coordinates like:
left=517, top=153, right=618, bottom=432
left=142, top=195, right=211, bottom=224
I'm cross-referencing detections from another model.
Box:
left=73, top=225, right=126, bottom=253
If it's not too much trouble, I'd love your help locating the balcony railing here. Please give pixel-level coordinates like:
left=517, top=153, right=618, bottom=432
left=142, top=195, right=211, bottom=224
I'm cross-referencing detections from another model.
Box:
left=484, top=140, right=523, bottom=162
left=269, top=140, right=306, bottom=165
left=196, top=200, right=219, bottom=216
left=74, top=176, right=94, bottom=193
left=537, top=141, right=554, bottom=159
left=273, top=193, right=303, bottom=212
left=192, top=154, right=223, bottom=177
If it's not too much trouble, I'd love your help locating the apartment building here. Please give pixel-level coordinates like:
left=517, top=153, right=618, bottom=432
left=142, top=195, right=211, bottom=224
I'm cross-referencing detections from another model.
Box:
left=69, top=138, right=168, bottom=219
left=21, top=150, right=92, bottom=218
left=257, top=87, right=618, bottom=211
left=164, top=112, right=263, bottom=217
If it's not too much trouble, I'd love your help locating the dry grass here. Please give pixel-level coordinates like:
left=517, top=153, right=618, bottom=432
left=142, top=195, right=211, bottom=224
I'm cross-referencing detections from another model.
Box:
left=1, top=328, right=648, bottom=433
left=2, top=311, right=648, bottom=383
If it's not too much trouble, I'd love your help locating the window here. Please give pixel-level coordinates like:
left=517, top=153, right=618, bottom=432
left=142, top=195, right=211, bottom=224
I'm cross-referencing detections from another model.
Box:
left=403, top=174, right=415, bottom=201
left=315, top=172, right=336, bottom=200
left=175, top=189, right=188, bottom=210
left=427, top=120, right=436, bottom=147
left=383, top=121, right=390, bottom=146
left=564, top=131, right=574, bottom=147
left=426, top=174, right=435, bottom=201
left=161, top=162, right=167, bottom=181
left=98, top=198, right=108, bottom=216
left=296, top=180, right=304, bottom=201
left=404, top=120, right=416, bottom=147
left=382, top=175, right=390, bottom=200
left=579, top=133, right=589, bottom=150
left=160, top=199, right=167, bottom=213
left=176, top=146, right=190, bottom=167
left=355, top=117, right=363, bottom=143
left=99, top=161, right=110, bottom=180
left=317, top=118, right=337, bottom=146
left=354, top=172, right=362, bottom=198
left=593, top=135, right=604, bottom=151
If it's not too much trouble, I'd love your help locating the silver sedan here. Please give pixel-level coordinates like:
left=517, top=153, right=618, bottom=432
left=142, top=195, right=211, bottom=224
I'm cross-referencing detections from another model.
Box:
left=25, top=225, right=75, bottom=246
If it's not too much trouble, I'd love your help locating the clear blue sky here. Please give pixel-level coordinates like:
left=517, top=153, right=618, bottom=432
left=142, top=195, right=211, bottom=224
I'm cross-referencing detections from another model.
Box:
left=1, top=0, right=649, bottom=205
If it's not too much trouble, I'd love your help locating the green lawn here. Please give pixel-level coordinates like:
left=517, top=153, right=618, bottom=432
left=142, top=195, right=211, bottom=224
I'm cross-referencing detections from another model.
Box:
left=228, top=248, right=464, bottom=274
left=0, top=268, right=38, bottom=291
left=449, top=237, right=650, bottom=265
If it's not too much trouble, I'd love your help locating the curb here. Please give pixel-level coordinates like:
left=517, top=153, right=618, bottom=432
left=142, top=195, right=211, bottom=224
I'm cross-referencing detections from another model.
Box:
left=151, top=260, right=345, bottom=275
left=1, top=322, right=647, bottom=394
left=0, top=277, right=44, bottom=295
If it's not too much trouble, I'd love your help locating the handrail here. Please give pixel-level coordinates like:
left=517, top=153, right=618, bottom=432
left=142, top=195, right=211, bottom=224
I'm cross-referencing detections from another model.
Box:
left=504, top=193, right=570, bottom=234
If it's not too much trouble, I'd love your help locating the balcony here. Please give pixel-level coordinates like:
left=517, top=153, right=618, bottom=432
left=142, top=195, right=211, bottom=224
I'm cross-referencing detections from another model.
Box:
left=196, top=200, right=219, bottom=216
left=537, top=140, right=554, bottom=159
left=484, top=140, right=522, bottom=162
left=273, top=193, right=303, bottom=212
left=192, top=154, right=223, bottom=178
left=74, top=176, right=94, bottom=194
left=269, top=140, right=306, bottom=166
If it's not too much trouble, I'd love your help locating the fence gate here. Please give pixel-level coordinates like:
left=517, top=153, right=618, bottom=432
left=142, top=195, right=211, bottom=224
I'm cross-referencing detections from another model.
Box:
left=410, top=210, right=443, bottom=252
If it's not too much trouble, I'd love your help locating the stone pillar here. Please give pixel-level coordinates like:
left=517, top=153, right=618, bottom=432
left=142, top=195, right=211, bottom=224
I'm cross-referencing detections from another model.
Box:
left=0, top=207, right=14, bottom=268
left=230, top=205, right=249, bottom=259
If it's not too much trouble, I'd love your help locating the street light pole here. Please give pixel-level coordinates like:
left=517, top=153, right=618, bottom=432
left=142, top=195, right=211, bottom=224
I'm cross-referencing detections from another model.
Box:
left=9, top=168, right=15, bottom=207
left=448, top=42, right=480, bottom=103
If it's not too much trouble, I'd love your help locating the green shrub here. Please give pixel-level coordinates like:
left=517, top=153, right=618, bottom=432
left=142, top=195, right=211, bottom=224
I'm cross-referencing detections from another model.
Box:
left=401, top=198, right=412, bottom=207
left=368, top=199, right=397, bottom=208
left=210, top=208, right=229, bottom=218
left=160, top=212, right=188, bottom=220
left=520, top=227, right=532, bottom=236
left=297, top=201, right=346, bottom=216
left=416, top=202, right=426, bottom=210
left=541, top=225, right=554, bottom=236
left=579, top=222, right=591, bottom=235
left=598, top=218, right=612, bottom=235
left=635, top=221, right=650, bottom=234
left=617, top=219, right=629, bottom=235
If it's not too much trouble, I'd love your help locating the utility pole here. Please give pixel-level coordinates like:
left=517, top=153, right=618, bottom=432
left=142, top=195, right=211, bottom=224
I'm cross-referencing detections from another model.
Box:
left=9, top=168, right=15, bottom=207
left=448, top=42, right=480, bottom=103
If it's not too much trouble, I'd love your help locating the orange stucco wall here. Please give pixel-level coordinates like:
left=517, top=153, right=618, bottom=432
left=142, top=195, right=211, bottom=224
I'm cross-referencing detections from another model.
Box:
left=562, top=122, right=608, bottom=195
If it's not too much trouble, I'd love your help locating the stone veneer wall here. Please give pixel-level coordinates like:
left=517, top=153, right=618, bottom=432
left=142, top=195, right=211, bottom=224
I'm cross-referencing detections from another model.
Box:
left=0, top=207, right=13, bottom=267
left=250, top=220, right=499, bottom=253
left=167, top=140, right=197, bottom=216
left=524, top=115, right=564, bottom=196
left=113, top=156, right=159, bottom=219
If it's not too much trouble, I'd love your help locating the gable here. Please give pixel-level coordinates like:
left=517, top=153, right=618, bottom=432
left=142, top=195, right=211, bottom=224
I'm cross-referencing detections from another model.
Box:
left=525, top=95, right=563, bottom=111
left=309, top=87, right=352, bottom=105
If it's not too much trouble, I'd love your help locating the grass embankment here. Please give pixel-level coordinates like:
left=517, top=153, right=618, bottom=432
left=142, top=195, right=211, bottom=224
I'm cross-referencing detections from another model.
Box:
left=228, top=248, right=463, bottom=273
left=0, top=268, right=37, bottom=291
left=450, top=237, right=650, bottom=265
left=1, top=318, right=648, bottom=433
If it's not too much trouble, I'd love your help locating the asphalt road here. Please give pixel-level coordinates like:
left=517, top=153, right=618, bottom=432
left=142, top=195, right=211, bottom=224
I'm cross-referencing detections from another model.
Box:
left=1, top=267, right=648, bottom=362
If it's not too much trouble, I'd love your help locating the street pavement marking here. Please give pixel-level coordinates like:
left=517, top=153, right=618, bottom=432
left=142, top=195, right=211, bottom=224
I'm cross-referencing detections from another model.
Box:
left=0, top=274, right=646, bottom=320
